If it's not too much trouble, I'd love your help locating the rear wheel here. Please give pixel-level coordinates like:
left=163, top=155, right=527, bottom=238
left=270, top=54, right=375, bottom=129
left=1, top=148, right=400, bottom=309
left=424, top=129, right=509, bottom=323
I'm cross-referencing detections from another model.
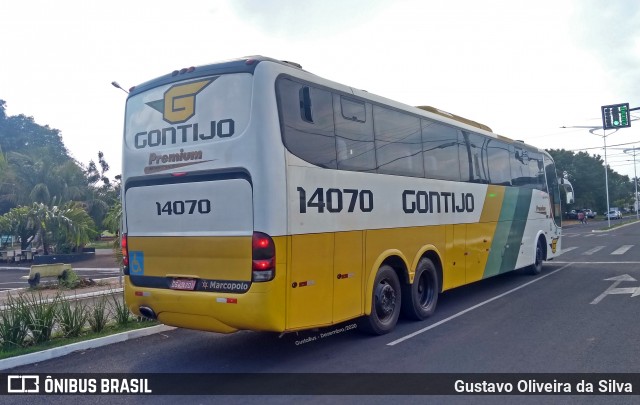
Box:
left=401, top=258, right=439, bottom=320
left=529, top=238, right=544, bottom=275
left=359, top=265, right=401, bottom=335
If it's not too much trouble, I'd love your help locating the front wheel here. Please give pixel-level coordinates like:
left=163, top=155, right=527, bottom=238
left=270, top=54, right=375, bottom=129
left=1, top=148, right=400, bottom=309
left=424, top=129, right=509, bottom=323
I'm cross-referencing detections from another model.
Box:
left=528, top=238, right=544, bottom=275
left=359, top=265, right=401, bottom=335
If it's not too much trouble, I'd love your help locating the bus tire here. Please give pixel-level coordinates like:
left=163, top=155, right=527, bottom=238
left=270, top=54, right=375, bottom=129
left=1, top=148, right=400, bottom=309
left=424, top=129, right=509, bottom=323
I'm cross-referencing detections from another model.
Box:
left=529, top=238, right=544, bottom=275
left=401, top=258, right=439, bottom=320
left=359, top=264, right=401, bottom=335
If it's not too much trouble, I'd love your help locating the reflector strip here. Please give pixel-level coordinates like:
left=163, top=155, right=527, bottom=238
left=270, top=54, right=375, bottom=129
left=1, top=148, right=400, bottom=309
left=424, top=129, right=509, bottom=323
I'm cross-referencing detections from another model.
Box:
left=216, top=297, right=238, bottom=304
left=134, top=291, right=151, bottom=297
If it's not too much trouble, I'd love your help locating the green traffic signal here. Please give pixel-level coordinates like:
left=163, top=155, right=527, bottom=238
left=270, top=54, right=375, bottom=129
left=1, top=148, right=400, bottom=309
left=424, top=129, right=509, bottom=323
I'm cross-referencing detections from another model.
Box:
left=601, top=103, right=631, bottom=129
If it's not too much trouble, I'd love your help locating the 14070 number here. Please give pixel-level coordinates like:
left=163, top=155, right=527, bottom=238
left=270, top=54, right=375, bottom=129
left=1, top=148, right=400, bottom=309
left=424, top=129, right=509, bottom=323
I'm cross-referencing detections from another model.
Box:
left=155, top=199, right=212, bottom=216
left=297, top=187, right=373, bottom=213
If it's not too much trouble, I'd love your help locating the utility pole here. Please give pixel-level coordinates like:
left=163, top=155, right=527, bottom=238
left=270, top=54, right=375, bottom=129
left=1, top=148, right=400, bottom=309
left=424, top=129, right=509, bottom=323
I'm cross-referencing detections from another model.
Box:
left=623, top=147, right=640, bottom=220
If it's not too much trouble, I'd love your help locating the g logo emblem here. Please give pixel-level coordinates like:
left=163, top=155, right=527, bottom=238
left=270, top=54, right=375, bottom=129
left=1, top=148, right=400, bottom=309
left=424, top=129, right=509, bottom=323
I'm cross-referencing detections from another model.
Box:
left=146, top=78, right=215, bottom=124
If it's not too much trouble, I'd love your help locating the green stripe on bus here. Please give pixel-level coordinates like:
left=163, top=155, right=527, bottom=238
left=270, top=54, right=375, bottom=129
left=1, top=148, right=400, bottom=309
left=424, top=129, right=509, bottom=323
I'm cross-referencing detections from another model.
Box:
left=484, top=188, right=533, bottom=278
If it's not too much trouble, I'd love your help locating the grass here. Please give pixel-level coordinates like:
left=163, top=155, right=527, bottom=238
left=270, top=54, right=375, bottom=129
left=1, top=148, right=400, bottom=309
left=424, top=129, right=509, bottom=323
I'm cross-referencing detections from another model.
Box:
left=598, top=217, right=640, bottom=231
left=0, top=276, right=159, bottom=361
left=0, top=319, right=158, bottom=360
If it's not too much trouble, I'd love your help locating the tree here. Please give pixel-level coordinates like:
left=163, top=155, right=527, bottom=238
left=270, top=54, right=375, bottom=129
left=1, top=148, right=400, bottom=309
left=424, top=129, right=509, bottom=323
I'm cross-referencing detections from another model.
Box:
left=50, top=202, right=98, bottom=253
left=83, top=151, right=120, bottom=230
left=0, top=206, right=37, bottom=250
left=546, top=149, right=633, bottom=214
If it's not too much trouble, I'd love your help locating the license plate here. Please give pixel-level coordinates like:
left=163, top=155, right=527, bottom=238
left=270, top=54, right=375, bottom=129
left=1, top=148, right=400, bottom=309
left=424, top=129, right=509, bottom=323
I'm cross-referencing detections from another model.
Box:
left=169, top=278, right=197, bottom=291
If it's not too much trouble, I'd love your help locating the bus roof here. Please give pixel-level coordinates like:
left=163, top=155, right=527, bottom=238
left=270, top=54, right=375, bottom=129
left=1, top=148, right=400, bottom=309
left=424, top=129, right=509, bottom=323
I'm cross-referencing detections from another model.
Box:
left=128, top=55, right=303, bottom=97
left=128, top=55, right=545, bottom=155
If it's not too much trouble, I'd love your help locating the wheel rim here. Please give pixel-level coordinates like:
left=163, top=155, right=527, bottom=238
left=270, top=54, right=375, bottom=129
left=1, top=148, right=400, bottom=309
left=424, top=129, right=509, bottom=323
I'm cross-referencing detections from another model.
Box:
left=374, top=280, right=396, bottom=320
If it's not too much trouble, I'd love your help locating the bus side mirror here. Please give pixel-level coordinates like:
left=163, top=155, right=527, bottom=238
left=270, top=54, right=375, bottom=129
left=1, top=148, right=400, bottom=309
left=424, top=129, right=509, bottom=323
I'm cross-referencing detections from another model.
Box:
left=566, top=191, right=574, bottom=205
left=559, top=178, right=575, bottom=204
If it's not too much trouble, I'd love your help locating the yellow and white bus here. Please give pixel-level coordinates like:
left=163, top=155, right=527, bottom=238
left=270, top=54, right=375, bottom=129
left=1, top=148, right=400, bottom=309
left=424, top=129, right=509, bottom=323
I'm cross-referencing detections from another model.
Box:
left=121, top=56, right=573, bottom=335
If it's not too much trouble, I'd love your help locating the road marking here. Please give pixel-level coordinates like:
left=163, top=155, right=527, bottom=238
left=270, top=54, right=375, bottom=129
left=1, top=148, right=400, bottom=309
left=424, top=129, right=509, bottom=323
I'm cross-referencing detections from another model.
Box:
left=560, top=247, right=578, bottom=254
left=583, top=246, right=605, bottom=255
left=591, top=275, right=640, bottom=304
left=553, top=261, right=640, bottom=265
left=611, top=245, right=633, bottom=255
left=387, top=264, right=573, bottom=346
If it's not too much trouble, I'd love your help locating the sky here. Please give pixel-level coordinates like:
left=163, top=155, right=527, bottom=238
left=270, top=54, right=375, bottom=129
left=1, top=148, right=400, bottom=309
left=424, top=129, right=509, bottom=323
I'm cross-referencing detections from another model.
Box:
left=1, top=0, right=639, bottom=180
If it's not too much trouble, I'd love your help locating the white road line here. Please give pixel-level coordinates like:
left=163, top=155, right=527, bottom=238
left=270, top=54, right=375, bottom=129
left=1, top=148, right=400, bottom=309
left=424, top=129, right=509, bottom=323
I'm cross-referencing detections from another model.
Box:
left=551, top=261, right=640, bottom=265
left=583, top=246, right=605, bottom=255
left=611, top=245, right=633, bottom=255
left=560, top=247, right=578, bottom=254
left=386, top=264, right=573, bottom=346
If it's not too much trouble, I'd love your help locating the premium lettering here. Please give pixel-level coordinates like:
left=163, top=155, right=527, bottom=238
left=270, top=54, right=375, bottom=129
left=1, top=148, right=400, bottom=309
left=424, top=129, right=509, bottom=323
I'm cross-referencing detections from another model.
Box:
left=148, top=149, right=203, bottom=165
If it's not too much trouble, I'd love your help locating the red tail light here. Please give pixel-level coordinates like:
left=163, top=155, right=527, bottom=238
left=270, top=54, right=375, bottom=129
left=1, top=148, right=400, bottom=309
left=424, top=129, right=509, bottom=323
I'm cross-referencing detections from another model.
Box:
left=252, top=232, right=275, bottom=282
left=121, top=233, right=129, bottom=270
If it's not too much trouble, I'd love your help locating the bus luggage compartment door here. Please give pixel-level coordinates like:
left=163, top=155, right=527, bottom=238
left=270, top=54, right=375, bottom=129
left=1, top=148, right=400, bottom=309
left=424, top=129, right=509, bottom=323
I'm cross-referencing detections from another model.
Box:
left=124, top=176, right=254, bottom=282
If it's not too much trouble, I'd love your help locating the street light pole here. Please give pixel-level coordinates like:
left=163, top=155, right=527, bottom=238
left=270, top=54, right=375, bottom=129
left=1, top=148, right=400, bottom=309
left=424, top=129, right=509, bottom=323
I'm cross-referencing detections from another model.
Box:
left=624, top=146, right=640, bottom=220
left=111, top=81, right=129, bottom=94
left=586, top=127, right=617, bottom=228
left=603, top=129, right=611, bottom=228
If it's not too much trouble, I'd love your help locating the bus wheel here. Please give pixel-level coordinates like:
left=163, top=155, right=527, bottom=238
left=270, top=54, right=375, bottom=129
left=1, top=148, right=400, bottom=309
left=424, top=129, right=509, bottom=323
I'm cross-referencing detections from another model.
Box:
left=402, top=258, right=439, bottom=320
left=529, top=238, right=544, bottom=275
left=359, top=265, right=401, bottom=335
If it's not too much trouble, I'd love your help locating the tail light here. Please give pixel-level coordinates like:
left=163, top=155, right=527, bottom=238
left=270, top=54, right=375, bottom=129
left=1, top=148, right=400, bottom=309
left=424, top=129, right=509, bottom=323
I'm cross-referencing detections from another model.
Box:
left=252, top=232, right=275, bottom=282
left=122, top=233, right=130, bottom=275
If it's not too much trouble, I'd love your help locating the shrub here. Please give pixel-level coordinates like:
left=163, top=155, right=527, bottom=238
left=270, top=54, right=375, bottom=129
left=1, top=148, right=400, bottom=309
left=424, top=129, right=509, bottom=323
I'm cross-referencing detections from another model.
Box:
left=58, top=269, right=81, bottom=289
left=57, top=299, right=89, bottom=338
left=88, top=296, right=110, bottom=333
left=109, top=292, right=132, bottom=325
left=22, top=291, right=60, bottom=344
left=0, top=294, right=29, bottom=350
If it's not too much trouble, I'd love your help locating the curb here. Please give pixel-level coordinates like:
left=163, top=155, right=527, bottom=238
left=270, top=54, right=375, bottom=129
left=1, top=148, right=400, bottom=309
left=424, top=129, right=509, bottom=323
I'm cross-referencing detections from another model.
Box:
left=0, top=287, right=123, bottom=311
left=590, top=219, right=640, bottom=233
left=0, top=324, right=176, bottom=371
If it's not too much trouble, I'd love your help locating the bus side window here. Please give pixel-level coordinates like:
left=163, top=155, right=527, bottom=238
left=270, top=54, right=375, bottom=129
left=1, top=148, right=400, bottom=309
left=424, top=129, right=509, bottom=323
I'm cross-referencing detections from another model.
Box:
left=486, top=139, right=512, bottom=186
left=421, top=119, right=462, bottom=181
left=277, top=78, right=337, bottom=168
left=464, top=132, right=489, bottom=184
left=334, top=95, right=375, bottom=172
left=373, top=105, right=423, bottom=178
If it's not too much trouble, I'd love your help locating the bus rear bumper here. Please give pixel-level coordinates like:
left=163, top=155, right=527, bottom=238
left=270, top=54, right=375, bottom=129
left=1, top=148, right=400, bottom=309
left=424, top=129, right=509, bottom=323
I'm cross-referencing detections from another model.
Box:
left=124, top=276, right=286, bottom=333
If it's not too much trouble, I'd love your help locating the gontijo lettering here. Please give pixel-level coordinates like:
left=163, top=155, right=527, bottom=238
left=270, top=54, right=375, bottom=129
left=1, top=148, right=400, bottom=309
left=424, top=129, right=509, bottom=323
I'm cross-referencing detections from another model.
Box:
left=134, top=119, right=235, bottom=149
left=402, top=190, right=475, bottom=214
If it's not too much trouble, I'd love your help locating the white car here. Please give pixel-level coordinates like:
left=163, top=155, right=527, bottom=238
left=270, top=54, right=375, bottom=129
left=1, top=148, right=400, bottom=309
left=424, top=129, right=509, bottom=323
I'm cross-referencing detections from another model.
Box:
left=606, top=210, right=622, bottom=220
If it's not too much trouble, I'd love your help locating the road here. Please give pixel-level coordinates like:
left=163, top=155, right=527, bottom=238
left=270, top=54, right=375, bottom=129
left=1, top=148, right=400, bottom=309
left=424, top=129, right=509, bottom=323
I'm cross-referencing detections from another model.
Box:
left=0, top=250, right=120, bottom=291
left=2, top=222, right=639, bottom=404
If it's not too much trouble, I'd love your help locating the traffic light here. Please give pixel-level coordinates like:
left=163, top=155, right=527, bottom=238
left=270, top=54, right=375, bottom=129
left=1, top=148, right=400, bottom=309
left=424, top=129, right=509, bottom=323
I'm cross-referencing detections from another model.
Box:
left=601, top=103, right=631, bottom=130
left=604, top=110, right=612, bottom=128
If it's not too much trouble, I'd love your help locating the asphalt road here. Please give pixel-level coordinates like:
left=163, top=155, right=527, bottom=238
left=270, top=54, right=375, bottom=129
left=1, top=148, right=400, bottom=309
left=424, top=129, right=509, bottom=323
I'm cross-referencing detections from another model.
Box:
left=0, top=250, right=120, bottom=290
left=2, top=222, right=639, bottom=404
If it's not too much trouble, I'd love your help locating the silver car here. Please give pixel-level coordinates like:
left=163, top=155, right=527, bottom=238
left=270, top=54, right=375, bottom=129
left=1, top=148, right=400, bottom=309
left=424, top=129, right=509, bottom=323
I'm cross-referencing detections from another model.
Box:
left=606, top=209, right=622, bottom=220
